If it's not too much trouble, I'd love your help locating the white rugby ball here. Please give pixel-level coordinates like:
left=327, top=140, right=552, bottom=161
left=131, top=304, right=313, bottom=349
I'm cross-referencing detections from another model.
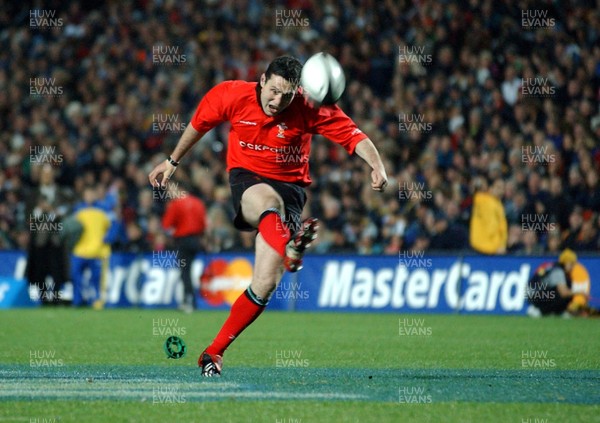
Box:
left=301, top=52, right=346, bottom=106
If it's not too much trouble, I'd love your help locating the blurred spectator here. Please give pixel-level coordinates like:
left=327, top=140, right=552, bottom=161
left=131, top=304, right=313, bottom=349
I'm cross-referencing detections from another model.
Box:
left=545, top=231, right=562, bottom=254
left=71, top=185, right=111, bottom=308
left=518, top=230, right=544, bottom=256
left=25, top=195, right=69, bottom=305
left=507, top=224, right=524, bottom=253
left=25, top=164, right=72, bottom=304
left=469, top=178, right=507, bottom=255
left=161, top=181, right=207, bottom=312
left=27, top=165, right=72, bottom=215
left=428, top=196, right=469, bottom=250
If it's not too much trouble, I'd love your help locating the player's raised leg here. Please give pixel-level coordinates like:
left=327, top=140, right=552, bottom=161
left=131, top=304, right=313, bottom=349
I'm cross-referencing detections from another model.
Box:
left=237, top=183, right=319, bottom=272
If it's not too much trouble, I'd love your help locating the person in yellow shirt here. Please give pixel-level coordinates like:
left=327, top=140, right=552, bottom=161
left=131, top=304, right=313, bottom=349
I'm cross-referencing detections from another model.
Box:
left=71, top=186, right=111, bottom=307
left=469, top=178, right=508, bottom=254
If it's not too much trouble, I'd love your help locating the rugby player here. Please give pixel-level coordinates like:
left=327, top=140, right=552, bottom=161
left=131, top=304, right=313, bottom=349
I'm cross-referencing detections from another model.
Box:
left=148, top=56, right=387, bottom=376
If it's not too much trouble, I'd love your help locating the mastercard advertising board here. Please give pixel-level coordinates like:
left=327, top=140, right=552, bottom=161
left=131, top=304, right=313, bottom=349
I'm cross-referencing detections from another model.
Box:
left=0, top=251, right=598, bottom=314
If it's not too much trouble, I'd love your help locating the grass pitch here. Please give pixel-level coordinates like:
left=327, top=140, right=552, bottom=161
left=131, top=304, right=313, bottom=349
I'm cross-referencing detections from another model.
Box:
left=0, top=309, right=599, bottom=422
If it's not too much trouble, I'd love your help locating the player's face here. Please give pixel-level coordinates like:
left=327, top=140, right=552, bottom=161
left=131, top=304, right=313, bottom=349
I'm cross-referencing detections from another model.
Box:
left=260, top=74, right=296, bottom=116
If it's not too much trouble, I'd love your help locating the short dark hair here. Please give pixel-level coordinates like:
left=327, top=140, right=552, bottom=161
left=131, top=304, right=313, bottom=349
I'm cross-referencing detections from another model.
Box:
left=264, top=56, right=302, bottom=87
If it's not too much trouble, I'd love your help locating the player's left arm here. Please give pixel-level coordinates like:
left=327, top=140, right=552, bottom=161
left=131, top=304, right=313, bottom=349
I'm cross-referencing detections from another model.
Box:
left=354, top=138, right=388, bottom=192
left=308, top=105, right=388, bottom=191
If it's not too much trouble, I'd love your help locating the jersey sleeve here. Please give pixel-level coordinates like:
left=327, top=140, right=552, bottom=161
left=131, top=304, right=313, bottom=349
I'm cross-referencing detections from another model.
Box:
left=190, top=81, right=234, bottom=133
left=307, top=105, right=368, bottom=154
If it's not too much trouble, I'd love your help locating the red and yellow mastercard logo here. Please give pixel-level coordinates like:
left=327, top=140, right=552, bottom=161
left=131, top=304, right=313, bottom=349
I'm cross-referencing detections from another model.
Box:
left=200, top=258, right=253, bottom=306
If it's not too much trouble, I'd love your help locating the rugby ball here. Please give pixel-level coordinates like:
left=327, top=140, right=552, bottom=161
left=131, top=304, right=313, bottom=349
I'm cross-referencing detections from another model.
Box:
left=301, top=52, right=346, bottom=106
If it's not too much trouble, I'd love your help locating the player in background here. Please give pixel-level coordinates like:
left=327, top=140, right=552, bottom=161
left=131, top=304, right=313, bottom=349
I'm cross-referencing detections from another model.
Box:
left=162, top=183, right=207, bottom=313
left=71, top=185, right=111, bottom=308
left=148, top=56, right=388, bottom=376
left=526, top=248, right=586, bottom=316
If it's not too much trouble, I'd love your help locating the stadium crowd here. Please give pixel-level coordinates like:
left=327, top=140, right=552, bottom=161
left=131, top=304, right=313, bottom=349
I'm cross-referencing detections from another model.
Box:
left=1, top=0, right=599, bottom=256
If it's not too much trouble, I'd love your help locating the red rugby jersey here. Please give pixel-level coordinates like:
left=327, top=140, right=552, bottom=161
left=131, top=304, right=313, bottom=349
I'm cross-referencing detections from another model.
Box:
left=162, top=195, right=206, bottom=237
left=190, top=81, right=367, bottom=186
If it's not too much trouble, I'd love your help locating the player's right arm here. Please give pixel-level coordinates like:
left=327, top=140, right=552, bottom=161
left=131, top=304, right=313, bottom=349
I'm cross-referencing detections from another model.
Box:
left=148, top=82, right=233, bottom=188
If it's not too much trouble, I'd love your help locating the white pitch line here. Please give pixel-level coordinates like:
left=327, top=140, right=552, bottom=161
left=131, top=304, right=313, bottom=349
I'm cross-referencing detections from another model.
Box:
left=0, top=378, right=366, bottom=401
left=0, top=370, right=369, bottom=402
left=0, top=378, right=240, bottom=389
left=0, top=389, right=365, bottom=401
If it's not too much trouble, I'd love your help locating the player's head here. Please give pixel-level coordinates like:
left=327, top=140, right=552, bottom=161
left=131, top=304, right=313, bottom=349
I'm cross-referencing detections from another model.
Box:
left=558, top=248, right=577, bottom=273
left=259, top=56, right=302, bottom=116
